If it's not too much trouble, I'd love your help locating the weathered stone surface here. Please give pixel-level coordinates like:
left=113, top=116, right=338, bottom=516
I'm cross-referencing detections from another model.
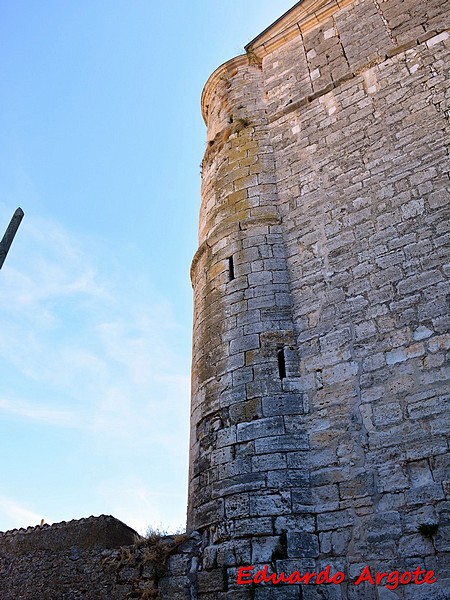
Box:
left=1, top=0, right=449, bottom=598
left=0, top=518, right=202, bottom=599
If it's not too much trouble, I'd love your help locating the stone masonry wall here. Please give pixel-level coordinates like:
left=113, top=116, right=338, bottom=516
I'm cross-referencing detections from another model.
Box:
left=263, top=6, right=450, bottom=600
left=189, top=0, right=450, bottom=598
left=0, top=516, right=137, bottom=599
left=0, top=516, right=202, bottom=599
left=0, top=2, right=449, bottom=599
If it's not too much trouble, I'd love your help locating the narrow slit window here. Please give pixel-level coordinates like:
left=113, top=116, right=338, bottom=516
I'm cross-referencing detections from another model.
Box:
left=228, top=256, right=235, bottom=281
left=277, top=347, right=286, bottom=379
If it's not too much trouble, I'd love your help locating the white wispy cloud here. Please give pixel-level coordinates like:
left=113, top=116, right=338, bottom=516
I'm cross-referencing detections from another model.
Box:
left=0, top=210, right=189, bottom=426
left=0, top=396, right=74, bottom=426
left=0, top=207, right=191, bottom=532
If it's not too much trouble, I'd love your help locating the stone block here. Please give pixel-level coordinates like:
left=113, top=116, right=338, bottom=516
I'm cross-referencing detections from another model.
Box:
left=255, top=587, right=302, bottom=600
left=322, top=362, right=358, bottom=384
left=230, top=334, right=260, bottom=354
left=262, top=394, right=305, bottom=416
left=267, top=469, right=309, bottom=489
left=216, top=540, right=251, bottom=566
left=398, top=534, right=434, bottom=558
left=212, top=473, right=267, bottom=498
left=406, top=484, right=445, bottom=506
left=252, top=452, right=287, bottom=472
left=274, top=514, right=315, bottom=534
left=317, top=509, right=354, bottom=531
left=237, top=417, right=285, bottom=442
left=312, top=484, right=340, bottom=511
left=401, top=197, right=425, bottom=218
left=287, top=532, right=320, bottom=559
left=197, top=569, right=226, bottom=593
left=362, top=512, right=402, bottom=542
left=249, top=492, right=292, bottom=516
left=224, top=494, right=250, bottom=519
left=255, top=433, right=310, bottom=453
left=251, top=536, right=281, bottom=562
left=233, top=517, right=274, bottom=538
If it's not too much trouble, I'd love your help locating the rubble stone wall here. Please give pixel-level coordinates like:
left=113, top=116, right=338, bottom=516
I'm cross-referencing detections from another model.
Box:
left=0, top=516, right=202, bottom=599
left=0, top=516, right=137, bottom=599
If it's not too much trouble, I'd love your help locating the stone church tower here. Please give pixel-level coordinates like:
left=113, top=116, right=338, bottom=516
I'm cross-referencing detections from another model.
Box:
left=188, top=0, right=450, bottom=596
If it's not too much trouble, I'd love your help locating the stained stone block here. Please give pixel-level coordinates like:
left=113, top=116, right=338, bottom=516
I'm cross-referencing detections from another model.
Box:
left=230, top=398, right=263, bottom=423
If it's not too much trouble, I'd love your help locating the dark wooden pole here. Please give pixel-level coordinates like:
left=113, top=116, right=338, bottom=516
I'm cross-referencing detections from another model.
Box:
left=0, top=208, right=24, bottom=270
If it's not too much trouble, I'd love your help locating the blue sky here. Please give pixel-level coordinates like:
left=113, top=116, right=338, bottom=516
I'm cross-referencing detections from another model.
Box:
left=0, top=1, right=295, bottom=534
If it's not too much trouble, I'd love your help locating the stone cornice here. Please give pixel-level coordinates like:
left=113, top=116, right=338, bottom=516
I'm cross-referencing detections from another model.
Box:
left=245, top=0, right=354, bottom=57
